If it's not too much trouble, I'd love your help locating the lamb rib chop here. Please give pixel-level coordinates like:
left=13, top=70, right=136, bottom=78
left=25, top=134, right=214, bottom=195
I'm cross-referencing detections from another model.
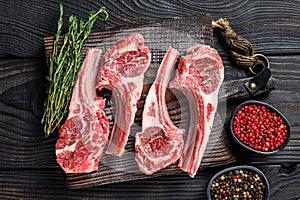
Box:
left=135, top=47, right=185, bottom=175
left=169, top=45, right=224, bottom=177
left=56, top=48, right=110, bottom=173
left=97, top=33, right=151, bottom=156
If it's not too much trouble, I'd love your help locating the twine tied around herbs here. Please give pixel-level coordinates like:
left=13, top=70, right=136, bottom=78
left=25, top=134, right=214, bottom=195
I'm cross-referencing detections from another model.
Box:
left=212, top=18, right=258, bottom=70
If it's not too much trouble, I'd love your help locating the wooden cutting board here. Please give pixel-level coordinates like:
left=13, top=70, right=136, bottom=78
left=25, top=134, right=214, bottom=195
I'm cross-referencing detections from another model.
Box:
left=43, top=14, right=237, bottom=189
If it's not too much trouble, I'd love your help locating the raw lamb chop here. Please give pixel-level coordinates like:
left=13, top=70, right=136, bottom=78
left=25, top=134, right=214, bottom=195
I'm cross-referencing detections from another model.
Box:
left=135, top=47, right=185, bottom=175
left=169, top=45, right=224, bottom=177
left=98, top=33, right=151, bottom=156
left=56, top=48, right=110, bottom=173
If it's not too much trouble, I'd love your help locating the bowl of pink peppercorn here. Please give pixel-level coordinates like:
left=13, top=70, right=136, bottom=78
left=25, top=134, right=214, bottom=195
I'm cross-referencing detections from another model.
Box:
left=229, top=100, right=291, bottom=155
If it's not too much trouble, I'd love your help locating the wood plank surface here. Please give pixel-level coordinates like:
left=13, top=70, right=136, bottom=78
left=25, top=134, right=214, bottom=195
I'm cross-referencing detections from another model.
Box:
left=0, top=164, right=299, bottom=199
left=1, top=56, right=299, bottom=165
left=42, top=15, right=240, bottom=187
left=0, top=0, right=299, bottom=199
left=0, top=0, right=300, bottom=58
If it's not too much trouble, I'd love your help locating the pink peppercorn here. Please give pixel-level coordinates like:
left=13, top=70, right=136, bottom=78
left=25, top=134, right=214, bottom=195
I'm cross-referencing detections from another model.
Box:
left=232, top=103, right=288, bottom=152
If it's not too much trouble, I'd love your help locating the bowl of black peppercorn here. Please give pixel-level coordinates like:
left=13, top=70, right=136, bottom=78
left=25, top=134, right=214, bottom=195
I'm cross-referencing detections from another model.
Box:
left=207, top=165, right=270, bottom=200
left=229, top=100, right=291, bottom=155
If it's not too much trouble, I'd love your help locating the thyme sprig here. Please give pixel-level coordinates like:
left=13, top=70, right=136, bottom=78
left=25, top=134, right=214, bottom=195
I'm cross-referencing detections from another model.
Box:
left=42, top=3, right=108, bottom=136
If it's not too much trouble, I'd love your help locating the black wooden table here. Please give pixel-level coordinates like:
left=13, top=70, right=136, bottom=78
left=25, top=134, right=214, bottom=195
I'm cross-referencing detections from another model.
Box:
left=0, top=1, right=299, bottom=199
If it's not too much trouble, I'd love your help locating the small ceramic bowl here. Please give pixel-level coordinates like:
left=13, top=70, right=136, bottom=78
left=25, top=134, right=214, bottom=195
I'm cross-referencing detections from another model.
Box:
left=207, top=165, right=270, bottom=200
left=229, top=100, right=291, bottom=155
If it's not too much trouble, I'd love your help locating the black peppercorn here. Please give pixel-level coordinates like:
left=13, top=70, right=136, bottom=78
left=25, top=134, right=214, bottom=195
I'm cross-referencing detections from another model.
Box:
left=210, top=169, right=266, bottom=200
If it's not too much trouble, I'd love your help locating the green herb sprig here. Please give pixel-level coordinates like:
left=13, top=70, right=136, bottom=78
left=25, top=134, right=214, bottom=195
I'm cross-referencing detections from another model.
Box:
left=42, top=3, right=109, bottom=136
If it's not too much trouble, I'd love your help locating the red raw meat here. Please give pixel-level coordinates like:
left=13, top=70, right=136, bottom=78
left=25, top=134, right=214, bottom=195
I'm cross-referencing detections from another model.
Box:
left=56, top=48, right=110, bottom=173
left=135, top=47, right=185, bottom=175
left=98, top=33, right=151, bottom=156
left=169, top=45, right=224, bottom=177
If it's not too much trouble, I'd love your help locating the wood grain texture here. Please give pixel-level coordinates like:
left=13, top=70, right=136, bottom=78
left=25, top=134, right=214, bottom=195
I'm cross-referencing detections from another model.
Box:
left=0, top=0, right=299, bottom=199
left=43, top=16, right=238, bottom=187
left=43, top=15, right=213, bottom=58
left=0, top=59, right=59, bottom=168
left=0, top=164, right=299, bottom=199
left=224, top=56, right=300, bottom=164
left=0, top=55, right=299, bottom=165
left=1, top=0, right=300, bottom=57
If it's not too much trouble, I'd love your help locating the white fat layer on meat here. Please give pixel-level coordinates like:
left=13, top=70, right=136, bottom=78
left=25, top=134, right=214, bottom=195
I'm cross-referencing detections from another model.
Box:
left=105, top=34, right=144, bottom=63
left=141, top=48, right=178, bottom=130
left=182, top=68, right=224, bottom=177
left=189, top=87, right=220, bottom=176
left=136, top=141, right=181, bottom=175
left=135, top=128, right=184, bottom=175
left=169, top=45, right=224, bottom=177
left=119, top=42, right=138, bottom=54
left=104, top=34, right=151, bottom=156
left=119, top=75, right=145, bottom=125
left=56, top=139, right=79, bottom=155
left=68, top=49, right=101, bottom=120
left=135, top=47, right=185, bottom=175
left=190, top=63, right=224, bottom=177
left=56, top=49, right=109, bottom=173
